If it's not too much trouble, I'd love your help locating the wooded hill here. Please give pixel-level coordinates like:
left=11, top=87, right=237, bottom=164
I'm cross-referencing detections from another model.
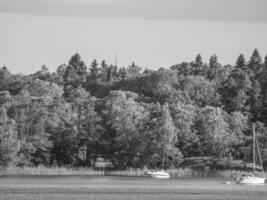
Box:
left=1, top=49, right=267, bottom=169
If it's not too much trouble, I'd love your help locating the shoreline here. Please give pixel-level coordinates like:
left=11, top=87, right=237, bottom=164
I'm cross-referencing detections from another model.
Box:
left=1, top=166, right=265, bottom=178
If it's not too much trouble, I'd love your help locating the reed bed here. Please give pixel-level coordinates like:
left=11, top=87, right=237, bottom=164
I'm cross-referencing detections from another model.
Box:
left=105, top=168, right=145, bottom=177
left=166, top=168, right=267, bottom=178
left=0, top=166, right=104, bottom=176
left=0, top=166, right=266, bottom=179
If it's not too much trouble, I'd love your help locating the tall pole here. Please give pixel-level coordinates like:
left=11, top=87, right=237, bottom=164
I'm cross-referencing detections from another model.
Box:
left=115, top=53, right=117, bottom=67
left=255, top=137, right=265, bottom=178
left=253, top=123, right=256, bottom=172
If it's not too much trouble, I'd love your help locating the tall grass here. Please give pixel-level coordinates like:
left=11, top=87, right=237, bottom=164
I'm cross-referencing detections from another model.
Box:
left=0, top=166, right=104, bottom=176
left=166, top=168, right=266, bottom=179
left=0, top=166, right=266, bottom=178
left=105, top=168, right=145, bottom=177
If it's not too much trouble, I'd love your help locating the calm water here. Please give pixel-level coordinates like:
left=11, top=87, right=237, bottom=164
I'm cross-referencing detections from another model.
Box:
left=0, top=176, right=266, bottom=200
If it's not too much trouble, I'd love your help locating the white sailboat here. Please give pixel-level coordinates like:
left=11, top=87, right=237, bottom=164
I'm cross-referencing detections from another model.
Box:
left=144, top=170, right=170, bottom=179
left=237, top=124, right=265, bottom=185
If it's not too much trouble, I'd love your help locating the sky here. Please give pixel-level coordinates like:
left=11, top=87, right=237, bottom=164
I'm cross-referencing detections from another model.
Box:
left=0, top=0, right=267, bottom=74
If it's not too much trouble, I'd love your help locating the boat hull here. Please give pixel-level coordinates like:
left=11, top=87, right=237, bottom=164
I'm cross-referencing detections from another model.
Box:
left=145, top=171, right=170, bottom=179
left=238, top=176, right=265, bottom=185
left=150, top=174, right=170, bottom=179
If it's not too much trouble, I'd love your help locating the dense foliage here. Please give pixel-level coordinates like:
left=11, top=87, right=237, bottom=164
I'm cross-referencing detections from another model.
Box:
left=1, top=50, right=267, bottom=169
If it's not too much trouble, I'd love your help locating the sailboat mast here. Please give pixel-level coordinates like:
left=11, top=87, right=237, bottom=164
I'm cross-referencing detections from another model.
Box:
left=253, top=123, right=256, bottom=172
left=115, top=53, right=117, bottom=67
left=255, top=137, right=266, bottom=178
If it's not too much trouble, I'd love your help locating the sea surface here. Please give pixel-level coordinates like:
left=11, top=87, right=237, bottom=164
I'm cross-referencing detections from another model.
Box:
left=0, top=176, right=266, bottom=200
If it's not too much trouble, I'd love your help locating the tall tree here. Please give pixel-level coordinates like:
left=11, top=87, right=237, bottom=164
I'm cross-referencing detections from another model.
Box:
left=249, top=79, right=262, bottom=122
left=260, top=55, right=267, bottom=125
left=0, top=92, right=18, bottom=167
left=102, top=91, right=148, bottom=168
left=236, top=54, right=246, bottom=69
left=170, top=102, right=198, bottom=157
left=227, top=111, right=248, bottom=159
left=249, top=49, right=262, bottom=76
left=89, top=59, right=99, bottom=82
left=192, top=54, right=204, bottom=76
left=106, top=65, right=118, bottom=83
left=0, top=66, right=11, bottom=91
left=220, top=68, right=251, bottom=113
left=56, top=64, right=67, bottom=85
left=118, top=67, right=128, bottom=81
left=157, top=103, right=181, bottom=168
left=209, top=55, right=218, bottom=69
left=127, top=62, right=142, bottom=78
left=8, top=89, right=53, bottom=166
left=99, top=60, right=109, bottom=82
left=0, top=107, right=18, bottom=167
left=264, top=55, right=267, bottom=69
left=196, top=106, right=230, bottom=157
left=64, top=53, right=87, bottom=94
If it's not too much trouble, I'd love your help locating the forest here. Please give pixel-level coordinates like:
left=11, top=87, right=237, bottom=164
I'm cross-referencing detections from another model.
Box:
left=0, top=49, right=267, bottom=170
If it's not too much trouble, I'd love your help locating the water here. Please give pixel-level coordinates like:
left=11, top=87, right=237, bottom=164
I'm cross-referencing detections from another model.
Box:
left=0, top=176, right=266, bottom=200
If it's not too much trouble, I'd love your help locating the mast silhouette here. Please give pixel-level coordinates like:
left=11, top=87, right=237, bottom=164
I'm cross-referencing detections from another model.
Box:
left=115, top=53, right=117, bottom=67
left=253, top=123, right=256, bottom=172
left=252, top=123, right=265, bottom=178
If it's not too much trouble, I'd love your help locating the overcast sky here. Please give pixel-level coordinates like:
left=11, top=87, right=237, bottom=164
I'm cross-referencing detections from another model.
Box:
left=1, top=0, right=267, bottom=21
left=0, top=0, right=267, bottom=74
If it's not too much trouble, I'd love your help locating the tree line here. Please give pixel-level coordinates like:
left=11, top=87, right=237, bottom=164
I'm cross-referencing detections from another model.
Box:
left=1, top=49, right=267, bottom=169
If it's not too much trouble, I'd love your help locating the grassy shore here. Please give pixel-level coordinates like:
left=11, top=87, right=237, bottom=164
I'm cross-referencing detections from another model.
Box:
left=0, top=166, right=104, bottom=176
left=1, top=166, right=266, bottom=178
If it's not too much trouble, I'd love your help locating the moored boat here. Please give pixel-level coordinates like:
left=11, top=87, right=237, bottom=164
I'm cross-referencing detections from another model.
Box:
left=144, top=170, right=170, bottom=179
left=236, top=124, right=266, bottom=185
left=237, top=175, right=265, bottom=185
